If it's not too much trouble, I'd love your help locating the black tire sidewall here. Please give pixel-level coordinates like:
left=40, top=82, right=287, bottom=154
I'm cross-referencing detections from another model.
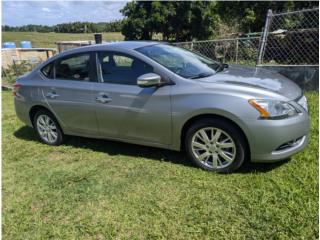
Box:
left=34, top=110, right=64, bottom=146
left=185, top=118, right=246, bottom=173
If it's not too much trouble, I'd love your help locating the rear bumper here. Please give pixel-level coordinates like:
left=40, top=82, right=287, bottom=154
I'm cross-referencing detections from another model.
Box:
left=248, top=112, right=310, bottom=162
left=14, top=97, right=33, bottom=127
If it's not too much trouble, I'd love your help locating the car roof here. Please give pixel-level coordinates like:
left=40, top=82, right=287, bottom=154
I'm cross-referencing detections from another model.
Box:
left=62, top=41, right=163, bottom=54
left=102, top=41, right=162, bottom=49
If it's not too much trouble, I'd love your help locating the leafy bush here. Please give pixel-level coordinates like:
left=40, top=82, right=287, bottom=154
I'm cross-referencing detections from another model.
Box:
left=2, top=61, right=37, bottom=86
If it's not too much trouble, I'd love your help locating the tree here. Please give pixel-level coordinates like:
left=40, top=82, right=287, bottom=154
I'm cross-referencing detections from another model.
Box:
left=121, top=1, right=219, bottom=41
left=121, top=1, right=153, bottom=40
left=120, top=1, right=318, bottom=41
left=216, top=1, right=319, bottom=33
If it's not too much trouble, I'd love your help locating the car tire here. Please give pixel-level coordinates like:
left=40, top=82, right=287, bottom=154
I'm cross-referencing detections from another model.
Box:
left=34, top=109, right=64, bottom=146
left=185, top=118, right=246, bottom=173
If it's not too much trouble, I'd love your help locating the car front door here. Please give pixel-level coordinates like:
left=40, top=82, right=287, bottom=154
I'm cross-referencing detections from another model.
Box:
left=92, top=51, right=172, bottom=146
left=41, top=52, right=99, bottom=135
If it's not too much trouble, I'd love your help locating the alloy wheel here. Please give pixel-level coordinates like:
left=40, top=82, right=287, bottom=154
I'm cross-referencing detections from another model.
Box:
left=191, top=127, right=236, bottom=169
left=36, top=114, right=58, bottom=144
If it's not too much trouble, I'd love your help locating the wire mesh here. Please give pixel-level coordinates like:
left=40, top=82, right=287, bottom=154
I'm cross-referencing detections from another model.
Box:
left=176, top=8, right=319, bottom=66
left=174, top=37, right=261, bottom=66
left=260, top=8, right=319, bottom=66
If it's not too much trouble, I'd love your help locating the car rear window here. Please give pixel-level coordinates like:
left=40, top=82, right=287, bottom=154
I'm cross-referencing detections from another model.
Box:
left=55, top=54, right=91, bottom=81
left=41, top=63, right=53, bottom=78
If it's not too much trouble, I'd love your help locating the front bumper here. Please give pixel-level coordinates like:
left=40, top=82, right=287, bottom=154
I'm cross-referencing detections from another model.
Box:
left=248, top=111, right=310, bottom=162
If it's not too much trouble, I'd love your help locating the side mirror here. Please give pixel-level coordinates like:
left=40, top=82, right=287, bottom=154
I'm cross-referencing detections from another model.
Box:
left=137, top=73, right=162, bottom=88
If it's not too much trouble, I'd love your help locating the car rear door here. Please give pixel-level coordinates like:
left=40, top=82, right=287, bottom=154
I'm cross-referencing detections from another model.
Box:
left=41, top=52, right=99, bottom=135
left=92, top=51, right=172, bottom=146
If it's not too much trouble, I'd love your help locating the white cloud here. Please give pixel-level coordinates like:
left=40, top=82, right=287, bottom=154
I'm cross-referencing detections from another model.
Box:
left=41, top=7, right=51, bottom=12
left=2, top=1, right=129, bottom=26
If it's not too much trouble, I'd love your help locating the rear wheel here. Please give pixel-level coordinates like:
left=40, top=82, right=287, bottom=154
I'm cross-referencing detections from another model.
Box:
left=34, top=110, right=64, bottom=146
left=185, top=118, right=246, bottom=173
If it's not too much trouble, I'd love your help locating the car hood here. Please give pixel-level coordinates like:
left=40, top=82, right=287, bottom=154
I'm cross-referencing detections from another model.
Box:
left=198, top=65, right=302, bottom=100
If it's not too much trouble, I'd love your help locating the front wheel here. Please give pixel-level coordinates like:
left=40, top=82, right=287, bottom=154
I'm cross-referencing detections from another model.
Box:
left=34, top=110, right=64, bottom=146
left=185, top=118, right=246, bottom=173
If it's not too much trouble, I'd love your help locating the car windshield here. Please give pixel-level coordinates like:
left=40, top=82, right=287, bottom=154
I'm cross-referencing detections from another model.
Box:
left=136, top=44, right=221, bottom=79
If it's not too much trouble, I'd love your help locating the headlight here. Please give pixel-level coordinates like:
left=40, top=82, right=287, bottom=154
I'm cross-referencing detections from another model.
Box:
left=249, top=99, right=298, bottom=119
left=298, top=95, right=308, bottom=112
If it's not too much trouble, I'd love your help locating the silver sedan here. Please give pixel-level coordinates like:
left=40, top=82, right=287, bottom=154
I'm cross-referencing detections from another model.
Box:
left=14, top=41, right=310, bottom=173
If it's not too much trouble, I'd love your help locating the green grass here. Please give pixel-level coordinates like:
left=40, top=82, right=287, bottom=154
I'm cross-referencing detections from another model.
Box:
left=2, top=32, right=124, bottom=49
left=2, top=91, right=318, bottom=239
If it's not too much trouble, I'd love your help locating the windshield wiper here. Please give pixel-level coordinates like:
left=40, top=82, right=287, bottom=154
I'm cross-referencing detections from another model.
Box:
left=216, top=63, right=229, bottom=72
left=188, top=72, right=214, bottom=79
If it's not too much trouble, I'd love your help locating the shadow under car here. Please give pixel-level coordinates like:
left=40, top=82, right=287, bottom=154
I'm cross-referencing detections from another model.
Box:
left=14, top=126, right=289, bottom=173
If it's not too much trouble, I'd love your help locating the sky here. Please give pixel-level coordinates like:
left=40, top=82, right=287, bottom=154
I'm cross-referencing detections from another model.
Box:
left=2, top=1, right=129, bottom=26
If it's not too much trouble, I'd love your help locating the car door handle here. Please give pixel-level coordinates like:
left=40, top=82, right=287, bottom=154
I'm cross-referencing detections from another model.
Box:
left=46, top=92, right=59, bottom=99
left=95, top=95, right=112, bottom=103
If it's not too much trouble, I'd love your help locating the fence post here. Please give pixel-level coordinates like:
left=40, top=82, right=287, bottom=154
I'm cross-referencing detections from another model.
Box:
left=235, top=39, right=239, bottom=64
left=257, top=9, right=273, bottom=65
left=12, top=59, right=18, bottom=76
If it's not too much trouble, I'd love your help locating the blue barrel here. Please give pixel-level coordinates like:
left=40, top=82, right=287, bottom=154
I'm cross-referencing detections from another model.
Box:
left=20, top=41, right=32, bottom=48
left=3, top=42, right=16, bottom=48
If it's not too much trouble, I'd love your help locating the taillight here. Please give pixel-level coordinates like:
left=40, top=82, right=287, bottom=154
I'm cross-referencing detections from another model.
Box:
left=13, top=83, right=22, bottom=97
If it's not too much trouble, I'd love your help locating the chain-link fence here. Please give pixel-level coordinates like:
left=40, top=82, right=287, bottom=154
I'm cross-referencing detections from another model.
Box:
left=174, top=37, right=260, bottom=66
left=258, top=8, right=319, bottom=66
left=175, top=8, right=319, bottom=67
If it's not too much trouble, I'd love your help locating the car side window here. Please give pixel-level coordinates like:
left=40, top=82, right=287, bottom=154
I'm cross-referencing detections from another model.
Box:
left=113, top=55, right=133, bottom=67
left=41, top=63, right=53, bottom=78
left=97, top=52, right=154, bottom=85
left=55, top=53, right=91, bottom=81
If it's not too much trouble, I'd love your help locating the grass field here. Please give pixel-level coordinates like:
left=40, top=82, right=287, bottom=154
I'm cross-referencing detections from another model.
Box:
left=2, top=31, right=124, bottom=49
left=2, top=91, right=318, bottom=239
